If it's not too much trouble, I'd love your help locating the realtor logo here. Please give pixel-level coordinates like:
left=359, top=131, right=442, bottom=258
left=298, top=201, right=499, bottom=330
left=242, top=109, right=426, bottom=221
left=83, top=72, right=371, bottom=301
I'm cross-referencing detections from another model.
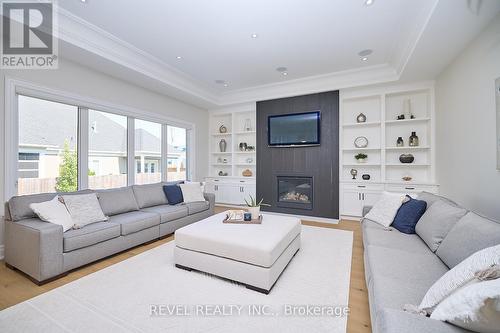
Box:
left=1, top=0, right=58, bottom=69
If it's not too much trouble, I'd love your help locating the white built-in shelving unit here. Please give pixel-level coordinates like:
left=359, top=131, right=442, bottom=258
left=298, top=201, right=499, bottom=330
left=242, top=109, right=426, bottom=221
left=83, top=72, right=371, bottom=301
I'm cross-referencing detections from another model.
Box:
left=339, top=82, right=439, bottom=218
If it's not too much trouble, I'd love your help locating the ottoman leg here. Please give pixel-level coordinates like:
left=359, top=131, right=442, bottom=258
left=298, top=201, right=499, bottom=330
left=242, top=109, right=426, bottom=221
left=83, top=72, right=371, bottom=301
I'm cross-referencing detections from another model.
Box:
left=245, top=284, right=270, bottom=295
left=175, top=264, right=193, bottom=272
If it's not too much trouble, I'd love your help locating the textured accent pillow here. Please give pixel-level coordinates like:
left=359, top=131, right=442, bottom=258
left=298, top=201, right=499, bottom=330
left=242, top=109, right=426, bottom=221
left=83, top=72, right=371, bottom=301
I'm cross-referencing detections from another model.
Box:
left=392, top=195, right=427, bottom=234
left=430, top=278, right=500, bottom=333
left=419, top=244, right=500, bottom=312
left=364, top=192, right=408, bottom=227
left=436, top=212, right=500, bottom=268
left=163, top=185, right=183, bottom=205
left=61, top=193, right=108, bottom=229
left=29, top=196, right=74, bottom=232
left=179, top=183, right=206, bottom=203
left=185, top=181, right=206, bottom=193
left=415, top=199, right=468, bottom=252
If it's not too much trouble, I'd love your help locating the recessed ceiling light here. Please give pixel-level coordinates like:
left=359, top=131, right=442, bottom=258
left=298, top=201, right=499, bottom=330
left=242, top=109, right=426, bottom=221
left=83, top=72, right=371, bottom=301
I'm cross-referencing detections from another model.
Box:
left=80, top=0, right=87, bottom=3
left=223, top=83, right=228, bottom=87
left=282, top=72, right=288, bottom=76
left=176, top=56, right=182, bottom=60
left=251, top=33, right=258, bottom=38
left=364, top=0, right=374, bottom=6
left=362, top=57, right=368, bottom=61
left=358, top=49, right=373, bottom=57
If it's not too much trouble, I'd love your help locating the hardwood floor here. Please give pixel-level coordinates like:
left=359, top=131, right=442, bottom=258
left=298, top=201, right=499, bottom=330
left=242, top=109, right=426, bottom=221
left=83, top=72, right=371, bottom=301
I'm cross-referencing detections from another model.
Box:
left=0, top=208, right=371, bottom=333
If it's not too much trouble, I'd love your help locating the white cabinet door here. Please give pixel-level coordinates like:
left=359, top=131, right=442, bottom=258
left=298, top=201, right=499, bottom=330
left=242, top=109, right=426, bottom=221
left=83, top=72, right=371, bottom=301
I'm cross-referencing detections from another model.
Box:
left=362, top=191, right=382, bottom=208
left=342, top=189, right=363, bottom=217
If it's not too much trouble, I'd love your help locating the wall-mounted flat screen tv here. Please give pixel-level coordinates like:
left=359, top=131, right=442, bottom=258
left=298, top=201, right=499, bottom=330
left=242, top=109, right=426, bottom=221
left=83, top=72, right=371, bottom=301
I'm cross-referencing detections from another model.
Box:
left=268, top=111, right=321, bottom=147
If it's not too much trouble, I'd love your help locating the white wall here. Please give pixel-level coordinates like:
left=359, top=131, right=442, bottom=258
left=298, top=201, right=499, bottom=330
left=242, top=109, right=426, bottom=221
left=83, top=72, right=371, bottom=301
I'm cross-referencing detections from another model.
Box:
left=0, top=58, right=210, bottom=256
left=435, top=14, right=500, bottom=220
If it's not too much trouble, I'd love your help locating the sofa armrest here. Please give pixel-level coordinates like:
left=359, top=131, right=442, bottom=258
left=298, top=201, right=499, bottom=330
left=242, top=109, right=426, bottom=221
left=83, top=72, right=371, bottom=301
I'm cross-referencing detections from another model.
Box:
left=5, top=218, right=64, bottom=282
left=203, top=192, right=215, bottom=212
left=362, top=205, right=373, bottom=217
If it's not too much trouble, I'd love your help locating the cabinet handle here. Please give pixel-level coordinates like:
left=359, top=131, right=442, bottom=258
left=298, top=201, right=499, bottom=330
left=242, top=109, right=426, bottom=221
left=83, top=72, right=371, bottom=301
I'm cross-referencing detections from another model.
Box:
left=358, top=193, right=361, bottom=200
left=362, top=193, right=365, bottom=200
left=239, top=180, right=245, bottom=183
left=357, top=185, right=366, bottom=188
left=405, top=187, right=415, bottom=190
left=214, top=179, right=219, bottom=182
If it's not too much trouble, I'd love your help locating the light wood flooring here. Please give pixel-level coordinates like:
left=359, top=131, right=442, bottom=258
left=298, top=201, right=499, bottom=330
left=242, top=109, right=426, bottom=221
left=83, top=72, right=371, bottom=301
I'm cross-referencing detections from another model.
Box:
left=0, top=207, right=371, bottom=333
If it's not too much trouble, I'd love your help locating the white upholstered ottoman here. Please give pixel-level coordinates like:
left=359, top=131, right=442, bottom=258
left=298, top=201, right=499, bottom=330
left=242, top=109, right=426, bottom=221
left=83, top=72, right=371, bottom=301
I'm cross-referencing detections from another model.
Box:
left=174, top=212, right=301, bottom=294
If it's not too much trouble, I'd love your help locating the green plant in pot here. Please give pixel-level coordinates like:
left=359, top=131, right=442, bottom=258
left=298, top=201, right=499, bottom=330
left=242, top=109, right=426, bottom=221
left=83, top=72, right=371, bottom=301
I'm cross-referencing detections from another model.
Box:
left=244, top=195, right=270, bottom=219
left=355, top=153, right=368, bottom=163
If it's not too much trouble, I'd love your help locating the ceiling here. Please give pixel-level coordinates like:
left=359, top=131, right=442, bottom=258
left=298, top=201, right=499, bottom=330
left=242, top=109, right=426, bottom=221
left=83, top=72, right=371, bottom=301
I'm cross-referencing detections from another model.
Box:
left=56, top=0, right=500, bottom=107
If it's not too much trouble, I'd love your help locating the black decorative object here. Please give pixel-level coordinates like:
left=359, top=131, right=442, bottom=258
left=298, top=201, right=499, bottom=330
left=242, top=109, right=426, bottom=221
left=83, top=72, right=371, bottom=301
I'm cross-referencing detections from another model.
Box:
left=362, top=174, right=371, bottom=180
left=239, top=142, right=248, bottom=151
left=356, top=113, right=366, bottom=123
left=397, top=137, right=404, bottom=147
left=399, top=154, right=415, bottom=163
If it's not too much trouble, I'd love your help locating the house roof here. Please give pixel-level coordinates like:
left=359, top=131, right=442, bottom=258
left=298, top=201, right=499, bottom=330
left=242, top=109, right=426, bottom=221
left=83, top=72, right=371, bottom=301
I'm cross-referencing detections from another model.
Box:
left=19, top=101, right=183, bottom=155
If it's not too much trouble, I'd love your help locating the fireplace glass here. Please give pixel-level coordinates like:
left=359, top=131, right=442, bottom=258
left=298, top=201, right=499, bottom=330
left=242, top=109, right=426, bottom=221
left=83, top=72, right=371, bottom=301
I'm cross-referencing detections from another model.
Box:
left=277, top=176, right=313, bottom=210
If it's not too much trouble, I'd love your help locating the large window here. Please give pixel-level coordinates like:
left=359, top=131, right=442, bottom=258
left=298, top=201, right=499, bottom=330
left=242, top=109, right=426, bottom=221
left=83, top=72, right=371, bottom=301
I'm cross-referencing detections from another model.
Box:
left=13, top=91, right=192, bottom=195
left=88, top=110, right=128, bottom=189
left=135, top=119, right=162, bottom=185
left=17, top=95, right=78, bottom=195
left=167, top=125, right=187, bottom=181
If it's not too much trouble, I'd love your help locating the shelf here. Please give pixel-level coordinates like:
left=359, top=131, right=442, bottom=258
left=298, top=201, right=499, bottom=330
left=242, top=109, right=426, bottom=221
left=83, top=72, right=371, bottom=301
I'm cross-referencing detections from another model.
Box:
left=343, top=163, right=381, bottom=167
left=211, top=133, right=232, bottom=136
left=385, top=146, right=430, bottom=150
left=234, top=151, right=256, bottom=154
left=212, top=163, right=231, bottom=166
left=210, top=152, right=232, bottom=155
left=342, top=147, right=381, bottom=151
left=342, top=121, right=381, bottom=128
left=235, top=163, right=256, bottom=166
left=386, top=163, right=431, bottom=167
left=385, top=118, right=430, bottom=124
left=234, top=131, right=256, bottom=134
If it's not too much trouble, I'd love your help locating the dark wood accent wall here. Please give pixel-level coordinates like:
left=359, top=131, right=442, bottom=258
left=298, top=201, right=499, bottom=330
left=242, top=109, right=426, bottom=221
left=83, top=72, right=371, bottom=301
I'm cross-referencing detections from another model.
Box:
left=256, top=91, right=339, bottom=219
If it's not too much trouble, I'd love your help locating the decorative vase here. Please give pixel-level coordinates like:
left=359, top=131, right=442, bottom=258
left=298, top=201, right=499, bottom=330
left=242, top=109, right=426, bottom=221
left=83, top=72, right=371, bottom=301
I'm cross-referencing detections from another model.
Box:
left=399, top=154, right=415, bottom=163
left=242, top=169, right=253, bottom=177
left=356, top=113, right=367, bottom=123
left=350, top=168, right=358, bottom=180
left=219, top=139, right=227, bottom=152
left=244, top=119, right=252, bottom=131
left=403, top=99, right=412, bottom=120
left=409, top=131, right=419, bottom=147
left=247, top=206, right=260, bottom=220
left=362, top=174, right=371, bottom=180
left=397, top=137, right=404, bottom=147
left=357, top=158, right=366, bottom=164
left=239, top=142, right=248, bottom=151
left=219, top=124, right=227, bottom=133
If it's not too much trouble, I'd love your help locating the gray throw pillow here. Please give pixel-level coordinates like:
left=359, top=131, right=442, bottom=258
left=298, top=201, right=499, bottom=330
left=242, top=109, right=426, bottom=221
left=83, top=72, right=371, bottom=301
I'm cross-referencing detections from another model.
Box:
left=61, top=193, right=108, bottom=229
left=437, top=212, right=500, bottom=268
left=415, top=199, right=468, bottom=252
left=97, top=187, right=139, bottom=216
left=417, top=192, right=458, bottom=208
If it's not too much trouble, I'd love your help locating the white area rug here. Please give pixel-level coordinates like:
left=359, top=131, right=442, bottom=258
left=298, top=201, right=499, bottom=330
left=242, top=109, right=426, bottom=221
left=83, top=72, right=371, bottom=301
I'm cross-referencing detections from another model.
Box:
left=0, top=226, right=353, bottom=333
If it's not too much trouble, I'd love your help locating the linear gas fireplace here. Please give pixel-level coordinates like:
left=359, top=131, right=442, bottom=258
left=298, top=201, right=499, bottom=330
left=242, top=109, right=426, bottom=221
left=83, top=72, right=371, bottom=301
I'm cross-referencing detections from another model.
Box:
left=277, top=176, right=313, bottom=210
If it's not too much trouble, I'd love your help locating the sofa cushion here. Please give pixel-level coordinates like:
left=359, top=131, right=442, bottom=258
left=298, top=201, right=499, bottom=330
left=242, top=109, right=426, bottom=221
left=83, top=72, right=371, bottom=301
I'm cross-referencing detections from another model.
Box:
left=415, top=200, right=468, bottom=252
left=185, top=201, right=209, bottom=215
left=377, top=308, right=469, bottom=333
left=63, top=222, right=120, bottom=252
left=163, top=185, right=183, bottom=205
left=97, top=187, right=139, bottom=216
left=132, top=183, right=168, bottom=208
left=141, top=205, right=188, bottom=223
left=363, top=226, right=431, bottom=255
left=61, top=193, right=108, bottom=229
left=108, top=211, right=160, bottom=236
left=436, top=212, right=500, bottom=268
left=8, top=189, right=93, bottom=222
left=392, top=196, right=427, bottom=234
left=417, top=191, right=459, bottom=208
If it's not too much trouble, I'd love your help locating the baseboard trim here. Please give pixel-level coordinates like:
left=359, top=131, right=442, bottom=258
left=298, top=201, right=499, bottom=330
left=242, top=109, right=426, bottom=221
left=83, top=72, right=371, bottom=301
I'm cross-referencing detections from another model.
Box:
left=263, top=211, right=339, bottom=224
left=0, top=245, right=4, bottom=260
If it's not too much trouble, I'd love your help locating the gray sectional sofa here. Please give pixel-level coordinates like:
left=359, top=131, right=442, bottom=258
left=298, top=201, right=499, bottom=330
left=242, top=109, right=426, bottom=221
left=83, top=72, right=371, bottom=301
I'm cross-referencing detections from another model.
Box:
left=362, top=192, right=500, bottom=333
left=4, top=182, right=215, bottom=284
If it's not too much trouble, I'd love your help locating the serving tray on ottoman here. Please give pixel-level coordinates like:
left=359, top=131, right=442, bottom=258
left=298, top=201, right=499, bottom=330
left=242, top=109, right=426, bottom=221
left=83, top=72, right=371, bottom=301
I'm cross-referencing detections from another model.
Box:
left=174, top=211, right=301, bottom=294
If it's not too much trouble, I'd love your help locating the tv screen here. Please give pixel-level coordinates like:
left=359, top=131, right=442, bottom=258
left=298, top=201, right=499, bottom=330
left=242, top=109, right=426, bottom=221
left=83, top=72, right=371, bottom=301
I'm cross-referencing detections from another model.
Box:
left=268, top=111, right=321, bottom=147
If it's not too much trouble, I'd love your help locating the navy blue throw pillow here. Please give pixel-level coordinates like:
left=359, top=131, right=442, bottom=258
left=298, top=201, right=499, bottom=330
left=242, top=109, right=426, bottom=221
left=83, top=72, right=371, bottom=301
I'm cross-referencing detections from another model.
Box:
left=392, top=195, right=427, bottom=234
left=163, top=185, right=183, bottom=205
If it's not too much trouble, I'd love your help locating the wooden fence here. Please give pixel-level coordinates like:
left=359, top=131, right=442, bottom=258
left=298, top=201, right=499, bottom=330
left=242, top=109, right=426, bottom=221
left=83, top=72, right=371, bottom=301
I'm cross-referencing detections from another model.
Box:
left=18, top=170, right=186, bottom=195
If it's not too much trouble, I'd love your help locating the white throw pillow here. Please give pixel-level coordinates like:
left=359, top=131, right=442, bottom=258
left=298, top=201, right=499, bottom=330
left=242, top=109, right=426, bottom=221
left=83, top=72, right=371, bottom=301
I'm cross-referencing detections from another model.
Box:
left=61, top=193, right=108, bottom=229
left=420, top=244, right=500, bottom=312
left=430, top=278, right=500, bottom=333
left=179, top=183, right=205, bottom=203
left=29, top=196, right=74, bottom=232
left=364, top=192, right=408, bottom=227
left=185, top=181, right=206, bottom=193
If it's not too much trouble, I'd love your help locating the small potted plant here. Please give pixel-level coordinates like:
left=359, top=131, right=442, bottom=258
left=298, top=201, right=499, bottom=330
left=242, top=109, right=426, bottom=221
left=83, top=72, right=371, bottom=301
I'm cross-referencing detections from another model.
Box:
left=355, top=153, right=368, bottom=163
left=244, top=195, right=270, bottom=219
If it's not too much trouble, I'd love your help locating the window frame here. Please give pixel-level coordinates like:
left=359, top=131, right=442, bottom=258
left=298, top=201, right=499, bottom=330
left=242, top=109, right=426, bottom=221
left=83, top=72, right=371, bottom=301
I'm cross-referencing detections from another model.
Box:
left=5, top=77, right=195, bottom=200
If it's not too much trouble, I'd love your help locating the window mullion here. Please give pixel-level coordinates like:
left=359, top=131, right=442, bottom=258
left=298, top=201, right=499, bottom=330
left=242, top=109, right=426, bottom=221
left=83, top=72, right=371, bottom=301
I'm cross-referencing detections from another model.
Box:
left=161, top=124, right=168, bottom=182
left=127, top=117, right=135, bottom=186
left=78, top=107, right=89, bottom=190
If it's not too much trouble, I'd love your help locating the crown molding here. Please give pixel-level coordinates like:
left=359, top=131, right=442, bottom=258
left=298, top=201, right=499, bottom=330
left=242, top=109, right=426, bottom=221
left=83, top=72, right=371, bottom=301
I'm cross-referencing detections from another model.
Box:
left=54, top=6, right=435, bottom=107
